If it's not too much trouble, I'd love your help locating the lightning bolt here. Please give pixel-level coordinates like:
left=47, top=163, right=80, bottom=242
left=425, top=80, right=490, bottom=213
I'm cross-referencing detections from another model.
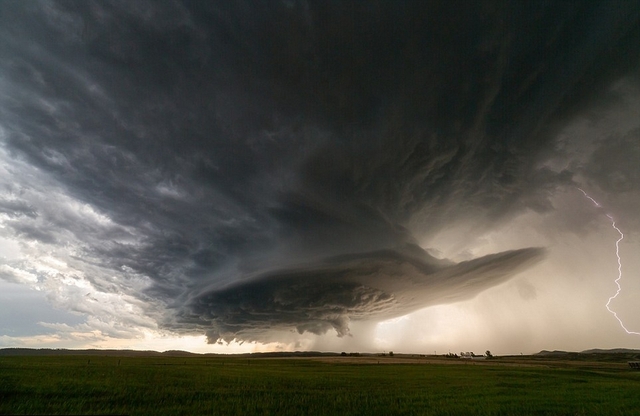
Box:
left=578, top=188, right=640, bottom=335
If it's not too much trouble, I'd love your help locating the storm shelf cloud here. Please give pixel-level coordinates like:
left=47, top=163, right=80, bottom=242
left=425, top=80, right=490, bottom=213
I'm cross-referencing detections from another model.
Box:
left=0, top=1, right=639, bottom=351
left=181, top=246, right=544, bottom=343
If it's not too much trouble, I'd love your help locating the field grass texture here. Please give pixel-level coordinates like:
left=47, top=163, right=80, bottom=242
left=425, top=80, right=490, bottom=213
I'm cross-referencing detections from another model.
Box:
left=1, top=355, right=640, bottom=415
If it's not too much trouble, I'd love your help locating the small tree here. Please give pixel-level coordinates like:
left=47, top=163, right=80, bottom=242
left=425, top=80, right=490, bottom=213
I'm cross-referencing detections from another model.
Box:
left=388, top=351, right=394, bottom=357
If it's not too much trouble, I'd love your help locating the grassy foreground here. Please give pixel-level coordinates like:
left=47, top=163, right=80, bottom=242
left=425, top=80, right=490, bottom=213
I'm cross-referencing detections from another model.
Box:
left=1, top=355, right=640, bottom=415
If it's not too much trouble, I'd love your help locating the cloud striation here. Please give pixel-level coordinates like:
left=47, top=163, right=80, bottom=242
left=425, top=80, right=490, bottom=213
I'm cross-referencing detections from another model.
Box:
left=0, top=1, right=638, bottom=344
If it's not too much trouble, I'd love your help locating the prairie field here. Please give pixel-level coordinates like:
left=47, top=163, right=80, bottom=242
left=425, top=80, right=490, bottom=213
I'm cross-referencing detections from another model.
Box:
left=1, top=354, right=639, bottom=415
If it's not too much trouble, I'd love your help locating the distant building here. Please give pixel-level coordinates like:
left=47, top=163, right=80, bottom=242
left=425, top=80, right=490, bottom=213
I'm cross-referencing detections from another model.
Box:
left=460, top=352, right=485, bottom=360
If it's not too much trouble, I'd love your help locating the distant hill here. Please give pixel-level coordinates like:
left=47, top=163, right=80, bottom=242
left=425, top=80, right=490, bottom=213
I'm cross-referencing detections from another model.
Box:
left=581, top=348, right=640, bottom=354
left=532, top=349, right=640, bottom=364
left=536, top=349, right=640, bottom=356
left=0, top=348, right=198, bottom=357
left=535, top=350, right=571, bottom=356
left=0, top=348, right=341, bottom=358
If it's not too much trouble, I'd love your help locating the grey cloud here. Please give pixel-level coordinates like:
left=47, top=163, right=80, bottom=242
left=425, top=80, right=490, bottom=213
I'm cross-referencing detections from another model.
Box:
left=180, top=246, right=544, bottom=343
left=10, top=222, right=57, bottom=245
left=0, top=199, right=37, bottom=219
left=0, top=1, right=638, bottom=344
left=585, top=127, right=640, bottom=193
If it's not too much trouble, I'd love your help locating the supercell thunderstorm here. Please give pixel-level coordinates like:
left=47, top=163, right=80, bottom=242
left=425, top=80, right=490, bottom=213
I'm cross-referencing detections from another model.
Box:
left=0, top=1, right=639, bottom=349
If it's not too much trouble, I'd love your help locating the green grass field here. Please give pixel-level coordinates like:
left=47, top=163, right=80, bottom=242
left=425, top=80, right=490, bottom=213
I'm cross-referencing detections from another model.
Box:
left=1, top=355, right=640, bottom=415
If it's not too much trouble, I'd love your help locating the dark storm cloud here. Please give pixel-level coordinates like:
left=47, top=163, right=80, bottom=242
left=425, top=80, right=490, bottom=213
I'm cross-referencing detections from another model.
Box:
left=585, top=127, right=640, bottom=194
left=0, top=1, right=638, bottom=342
left=181, top=246, right=544, bottom=343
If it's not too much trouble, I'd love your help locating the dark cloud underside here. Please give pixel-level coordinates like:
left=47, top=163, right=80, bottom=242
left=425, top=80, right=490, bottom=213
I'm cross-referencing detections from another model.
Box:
left=182, top=246, right=544, bottom=343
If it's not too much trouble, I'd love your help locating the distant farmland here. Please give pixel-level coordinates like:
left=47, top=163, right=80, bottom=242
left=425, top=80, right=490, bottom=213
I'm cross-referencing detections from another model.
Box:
left=1, top=353, right=640, bottom=415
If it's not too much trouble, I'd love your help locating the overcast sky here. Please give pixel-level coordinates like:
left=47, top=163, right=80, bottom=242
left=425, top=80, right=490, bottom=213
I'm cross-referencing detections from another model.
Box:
left=1, top=1, right=640, bottom=355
